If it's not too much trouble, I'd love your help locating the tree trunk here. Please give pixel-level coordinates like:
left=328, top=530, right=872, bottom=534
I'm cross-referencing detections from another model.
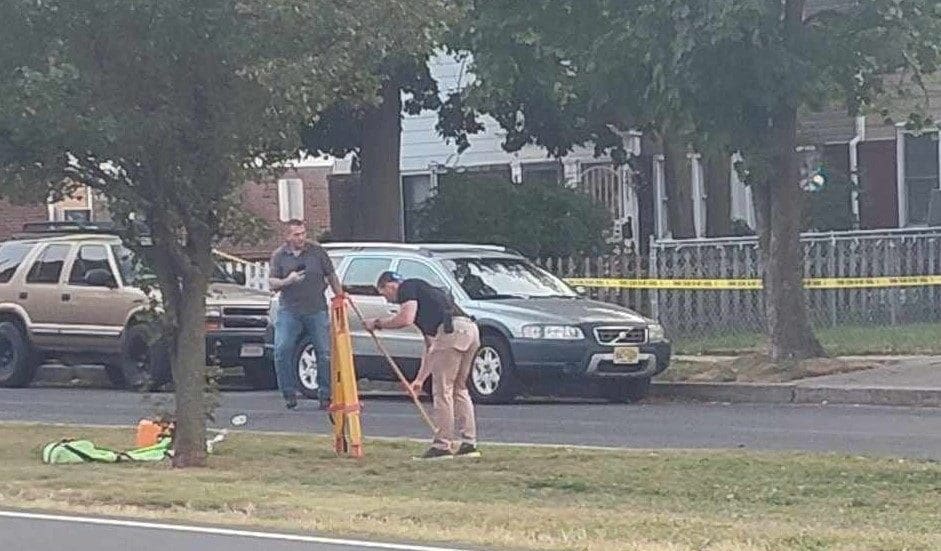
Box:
left=358, top=77, right=403, bottom=241
left=169, top=270, right=210, bottom=467
left=703, top=147, right=732, bottom=237
left=661, top=132, right=696, bottom=239
left=765, top=104, right=825, bottom=360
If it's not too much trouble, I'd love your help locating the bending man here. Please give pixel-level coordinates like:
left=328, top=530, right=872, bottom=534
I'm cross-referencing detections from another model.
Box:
left=366, top=271, right=481, bottom=460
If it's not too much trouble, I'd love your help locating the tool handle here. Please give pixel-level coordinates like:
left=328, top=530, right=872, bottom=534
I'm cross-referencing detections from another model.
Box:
left=345, top=297, right=438, bottom=433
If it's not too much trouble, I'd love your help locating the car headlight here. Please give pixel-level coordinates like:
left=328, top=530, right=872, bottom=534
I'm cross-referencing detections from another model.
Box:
left=521, top=325, right=585, bottom=340
left=647, top=323, right=666, bottom=342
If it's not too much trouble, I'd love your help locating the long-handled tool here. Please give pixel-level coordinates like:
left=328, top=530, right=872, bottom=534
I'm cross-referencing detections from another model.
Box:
left=345, top=297, right=438, bottom=433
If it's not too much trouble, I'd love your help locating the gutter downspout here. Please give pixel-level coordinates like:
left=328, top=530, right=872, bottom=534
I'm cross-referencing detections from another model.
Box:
left=849, top=115, right=866, bottom=228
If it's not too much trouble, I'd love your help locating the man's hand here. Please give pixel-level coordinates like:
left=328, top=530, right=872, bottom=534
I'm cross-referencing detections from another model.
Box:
left=284, top=270, right=306, bottom=286
left=364, top=319, right=380, bottom=332
left=408, top=379, right=424, bottom=395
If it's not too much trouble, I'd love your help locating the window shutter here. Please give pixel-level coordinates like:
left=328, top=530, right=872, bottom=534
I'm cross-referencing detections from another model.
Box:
left=277, top=178, right=305, bottom=222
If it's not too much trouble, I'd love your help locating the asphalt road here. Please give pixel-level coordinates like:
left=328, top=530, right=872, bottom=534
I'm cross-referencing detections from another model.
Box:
left=1, top=387, right=939, bottom=459
left=0, top=512, right=472, bottom=551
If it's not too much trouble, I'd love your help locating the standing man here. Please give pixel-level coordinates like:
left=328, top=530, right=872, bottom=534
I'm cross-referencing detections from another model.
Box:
left=269, top=219, right=343, bottom=410
left=365, top=271, right=481, bottom=460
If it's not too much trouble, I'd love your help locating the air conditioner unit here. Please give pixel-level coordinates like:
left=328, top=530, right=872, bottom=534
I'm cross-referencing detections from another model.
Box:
left=54, top=207, right=92, bottom=223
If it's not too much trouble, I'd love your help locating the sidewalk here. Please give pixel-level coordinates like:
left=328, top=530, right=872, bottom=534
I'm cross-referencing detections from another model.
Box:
left=653, top=355, right=941, bottom=407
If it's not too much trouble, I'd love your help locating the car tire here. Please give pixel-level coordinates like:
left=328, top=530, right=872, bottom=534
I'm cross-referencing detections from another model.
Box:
left=468, top=333, right=517, bottom=404
left=294, top=338, right=321, bottom=399
left=600, top=377, right=651, bottom=404
left=0, top=321, right=39, bottom=388
left=244, top=360, right=278, bottom=390
left=119, top=324, right=172, bottom=391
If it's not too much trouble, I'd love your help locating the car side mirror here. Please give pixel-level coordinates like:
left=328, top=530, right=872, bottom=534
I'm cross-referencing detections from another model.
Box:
left=85, top=268, right=117, bottom=288
left=232, top=272, right=246, bottom=286
left=575, top=286, right=587, bottom=296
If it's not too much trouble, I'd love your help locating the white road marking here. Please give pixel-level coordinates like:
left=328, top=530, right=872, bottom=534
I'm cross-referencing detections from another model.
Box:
left=0, top=510, right=470, bottom=551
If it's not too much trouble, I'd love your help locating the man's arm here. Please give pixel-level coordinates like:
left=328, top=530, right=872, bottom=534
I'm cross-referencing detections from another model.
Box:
left=326, top=273, right=343, bottom=296
left=412, top=335, right=435, bottom=387
left=371, top=300, right=417, bottom=330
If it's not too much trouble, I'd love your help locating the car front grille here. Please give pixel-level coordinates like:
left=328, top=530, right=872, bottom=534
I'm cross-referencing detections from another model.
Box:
left=593, top=326, right=647, bottom=345
left=222, top=307, right=269, bottom=329
left=596, top=361, right=647, bottom=374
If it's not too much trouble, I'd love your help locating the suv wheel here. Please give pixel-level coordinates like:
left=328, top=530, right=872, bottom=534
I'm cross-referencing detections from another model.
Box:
left=599, top=377, right=651, bottom=404
left=0, top=322, right=39, bottom=388
left=468, top=334, right=517, bottom=404
left=244, top=360, right=278, bottom=390
left=295, top=339, right=320, bottom=399
left=119, top=324, right=172, bottom=391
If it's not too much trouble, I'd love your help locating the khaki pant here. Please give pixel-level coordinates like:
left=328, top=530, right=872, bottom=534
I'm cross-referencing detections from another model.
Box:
left=425, top=317, right=480, bottom=451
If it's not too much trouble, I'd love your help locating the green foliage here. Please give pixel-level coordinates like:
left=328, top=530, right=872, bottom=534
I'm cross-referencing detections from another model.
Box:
left=0, top=0, right=452, bottom=463
left=414, top=172, right=612, bottom=258
left=451, top=1, right=941, bottom=170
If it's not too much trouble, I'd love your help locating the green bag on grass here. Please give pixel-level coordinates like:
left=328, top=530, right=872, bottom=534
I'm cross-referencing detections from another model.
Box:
left=42, top=437, right=172, bottom=464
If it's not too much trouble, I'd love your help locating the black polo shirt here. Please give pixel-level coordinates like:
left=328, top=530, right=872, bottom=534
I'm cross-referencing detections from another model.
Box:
left=395, top=278, right=463, bottom=336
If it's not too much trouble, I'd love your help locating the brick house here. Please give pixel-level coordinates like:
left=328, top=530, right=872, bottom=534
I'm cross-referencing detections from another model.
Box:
left=0, top=160, right=333, bottom=261
left=225, top=161, right=333, bottom=261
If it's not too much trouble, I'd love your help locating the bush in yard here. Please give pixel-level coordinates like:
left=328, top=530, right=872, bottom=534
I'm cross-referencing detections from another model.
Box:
left=414, top=171, right=612, bottom=258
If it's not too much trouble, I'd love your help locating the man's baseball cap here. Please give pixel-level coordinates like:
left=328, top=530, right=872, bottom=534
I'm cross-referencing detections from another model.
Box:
left=376, top=271, right=403, bottom=287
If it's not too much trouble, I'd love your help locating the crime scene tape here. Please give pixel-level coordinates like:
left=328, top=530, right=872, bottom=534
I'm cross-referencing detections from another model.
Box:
left=564, top=275, right=941, bottom=290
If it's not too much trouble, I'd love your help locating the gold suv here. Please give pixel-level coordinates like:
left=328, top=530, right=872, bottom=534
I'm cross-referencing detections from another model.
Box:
left=0, top=222, right=274, bottom=390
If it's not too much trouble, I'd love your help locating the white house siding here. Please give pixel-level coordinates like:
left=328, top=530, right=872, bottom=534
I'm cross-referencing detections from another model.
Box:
left=400, top=53, right=604, bottom=175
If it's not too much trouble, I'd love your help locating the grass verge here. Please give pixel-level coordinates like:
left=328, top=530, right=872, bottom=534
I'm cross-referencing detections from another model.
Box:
left=1, top=423, right=939, bottom=551
left=673, top=322, right=941, bottom=356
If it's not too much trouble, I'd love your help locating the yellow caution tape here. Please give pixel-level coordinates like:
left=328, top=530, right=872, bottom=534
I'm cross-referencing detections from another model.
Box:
left=564, top=275, right=941, bottom=290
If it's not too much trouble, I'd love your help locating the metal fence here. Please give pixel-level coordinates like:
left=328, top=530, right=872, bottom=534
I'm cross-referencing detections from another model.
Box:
left=215, top=228, right=941, bottom=341
left=539, top=227, right=941, bottom=340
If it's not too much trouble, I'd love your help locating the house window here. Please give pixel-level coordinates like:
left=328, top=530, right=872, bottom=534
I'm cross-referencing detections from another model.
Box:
left=402, top=174, right=433, bottom=240
left=277, top=178, right=304, bottom=222
left=903, top=132, right=939, bottom=226
left=521, top=162, right=563, bottom=185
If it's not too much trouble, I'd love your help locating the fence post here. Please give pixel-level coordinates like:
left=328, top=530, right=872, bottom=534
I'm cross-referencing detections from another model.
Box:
left=649, top=234, right=660, bottom=322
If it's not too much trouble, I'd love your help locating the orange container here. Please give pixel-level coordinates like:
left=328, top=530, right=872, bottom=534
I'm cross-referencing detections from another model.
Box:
left=136, top=419, right=165, bottom=447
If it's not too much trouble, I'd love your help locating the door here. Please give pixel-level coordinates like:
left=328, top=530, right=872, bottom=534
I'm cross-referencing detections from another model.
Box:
left=340, top=256, right=394, bottom=370
left=384, top=258, right=452, bottom=359
left=20, top=243, right=72, bottom=348
left=60, top=244, right=146, bottom=350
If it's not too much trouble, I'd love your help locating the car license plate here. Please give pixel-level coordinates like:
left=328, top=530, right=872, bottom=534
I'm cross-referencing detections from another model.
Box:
left=240, top=344, right=265, bottom=358
left=613, top=346, right=639, bottom=365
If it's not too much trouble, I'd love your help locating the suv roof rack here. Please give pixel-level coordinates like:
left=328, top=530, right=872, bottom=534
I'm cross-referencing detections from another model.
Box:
left=21, top=221, right=121, bottom=234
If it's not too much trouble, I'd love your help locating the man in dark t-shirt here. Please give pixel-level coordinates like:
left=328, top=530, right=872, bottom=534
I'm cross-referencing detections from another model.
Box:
left=268, top=219, right=343, bottom=410
left=365, top=271, right=481, bottom=460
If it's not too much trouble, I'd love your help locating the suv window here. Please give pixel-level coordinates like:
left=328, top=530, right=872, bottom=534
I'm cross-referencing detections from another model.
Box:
left=26, top=244, right=71, bottom=284
left=0, top=242, right=34, bottom=283
left=69, top=245, right=115, bottom=286
left=342, top=257, right=391, bottom=296
left=397, top=259, right=446, bottom=288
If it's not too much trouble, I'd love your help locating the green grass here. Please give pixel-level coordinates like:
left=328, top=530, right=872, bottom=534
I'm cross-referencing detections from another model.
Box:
left=2, top=423, right=940, bottom=550
left=674, top=322, right=941, bottom=356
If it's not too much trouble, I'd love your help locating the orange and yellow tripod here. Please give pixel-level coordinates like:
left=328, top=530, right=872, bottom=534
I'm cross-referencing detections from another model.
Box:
left=328, top=296, right=363, bottom=458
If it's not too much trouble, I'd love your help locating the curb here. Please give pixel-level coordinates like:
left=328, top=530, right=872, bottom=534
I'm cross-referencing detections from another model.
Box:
left=651, top=381, right=941, bottom=407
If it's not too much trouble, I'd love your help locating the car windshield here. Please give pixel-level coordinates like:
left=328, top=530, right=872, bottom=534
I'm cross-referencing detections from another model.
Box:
left=441, top=257, right=577, bottom=300
left=111, top=245, right=236, bottom=286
